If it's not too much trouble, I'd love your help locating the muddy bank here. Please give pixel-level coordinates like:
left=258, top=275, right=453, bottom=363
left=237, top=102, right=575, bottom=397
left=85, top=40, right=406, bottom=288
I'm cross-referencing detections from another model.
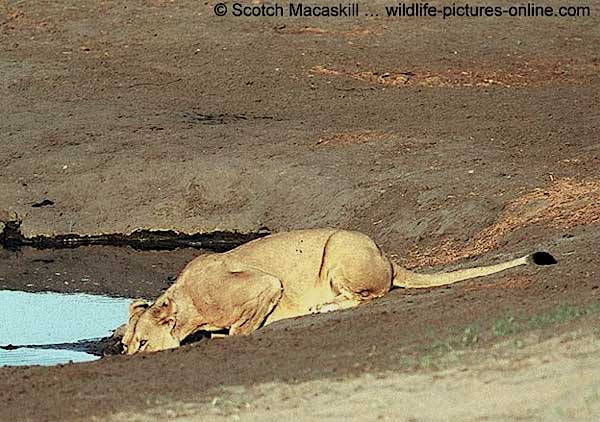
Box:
left=1, top=220, right=599, bottom=420
left=0, top=244, right=200, bottom=297
left=108, top=330, right=600, bottom=421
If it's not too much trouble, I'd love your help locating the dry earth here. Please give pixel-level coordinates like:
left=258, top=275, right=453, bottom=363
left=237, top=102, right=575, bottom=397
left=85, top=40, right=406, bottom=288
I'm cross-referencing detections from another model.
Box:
left=108, top=329, right=600, bottom=422
left=1, top=0, right=599, bottom=421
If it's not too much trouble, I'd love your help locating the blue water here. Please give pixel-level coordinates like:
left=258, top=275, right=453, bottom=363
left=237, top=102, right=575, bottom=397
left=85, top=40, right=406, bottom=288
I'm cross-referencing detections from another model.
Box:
left=0, top=348, right=99, bottom=366
left=0, top=290, right=131, bottom=366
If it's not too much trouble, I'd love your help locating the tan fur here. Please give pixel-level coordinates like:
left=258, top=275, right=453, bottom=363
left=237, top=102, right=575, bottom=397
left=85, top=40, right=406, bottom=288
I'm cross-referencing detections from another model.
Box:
left=122, top=228, right=543, bottom=354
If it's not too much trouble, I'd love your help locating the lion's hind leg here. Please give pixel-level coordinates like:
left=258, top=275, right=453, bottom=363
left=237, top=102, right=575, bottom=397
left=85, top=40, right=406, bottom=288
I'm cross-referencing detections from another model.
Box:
left=316, top=230, right=393, bottom=314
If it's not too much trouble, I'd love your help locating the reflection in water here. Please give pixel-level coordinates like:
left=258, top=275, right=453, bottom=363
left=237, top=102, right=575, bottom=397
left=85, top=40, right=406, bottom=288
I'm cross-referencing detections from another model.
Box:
left=0, top=290, right=131, bottom=366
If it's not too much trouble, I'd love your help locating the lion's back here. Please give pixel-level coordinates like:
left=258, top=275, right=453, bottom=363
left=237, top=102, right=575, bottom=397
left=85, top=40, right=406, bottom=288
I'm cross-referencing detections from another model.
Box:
left=225, top=228, right=338, bottom=284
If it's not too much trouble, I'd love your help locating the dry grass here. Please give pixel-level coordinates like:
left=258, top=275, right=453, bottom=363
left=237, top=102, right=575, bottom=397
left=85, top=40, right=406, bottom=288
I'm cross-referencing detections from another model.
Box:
left=409, top=178, right=600, bottom=267
left=310, top=59, right=599, bottom=88
left=315, top=130, right=393, bottom=146
left=312, top=65, right=412, bottom=86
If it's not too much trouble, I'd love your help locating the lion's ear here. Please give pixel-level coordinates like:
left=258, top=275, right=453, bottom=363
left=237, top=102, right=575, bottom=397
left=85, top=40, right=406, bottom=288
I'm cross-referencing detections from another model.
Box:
left=129, top=299, right=150, bottom=319
left=151, top=296, right=176, bottom=325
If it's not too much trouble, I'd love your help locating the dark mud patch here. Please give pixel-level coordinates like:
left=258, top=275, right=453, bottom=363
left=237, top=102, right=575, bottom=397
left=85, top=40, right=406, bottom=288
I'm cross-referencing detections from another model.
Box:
left=181, top=111, right=280, bottom=125
left=2, top=328, right=132, bottom=358
left=0, top=219, right=269, bottom=252
left=0, top=220, right=269, bottom=299
left=7, top=335, right=124, bottom=357
left=0, top=244, right=201, bottom=297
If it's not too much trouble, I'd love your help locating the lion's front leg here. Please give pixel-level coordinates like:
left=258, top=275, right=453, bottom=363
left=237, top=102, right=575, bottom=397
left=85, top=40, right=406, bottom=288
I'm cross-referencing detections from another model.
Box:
left=226, top=269, right=284, bottom=336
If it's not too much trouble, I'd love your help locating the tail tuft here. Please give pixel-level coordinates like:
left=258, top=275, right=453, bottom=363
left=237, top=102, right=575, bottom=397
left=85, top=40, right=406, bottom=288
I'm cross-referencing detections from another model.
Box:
left=530, top=251, right=558, bottom=266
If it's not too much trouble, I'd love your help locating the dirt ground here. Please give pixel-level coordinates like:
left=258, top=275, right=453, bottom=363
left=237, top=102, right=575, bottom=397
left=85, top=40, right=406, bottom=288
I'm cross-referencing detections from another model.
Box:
left=1, top=0, right=599, bottom=420
left=107, top=330, right=600, bottom=421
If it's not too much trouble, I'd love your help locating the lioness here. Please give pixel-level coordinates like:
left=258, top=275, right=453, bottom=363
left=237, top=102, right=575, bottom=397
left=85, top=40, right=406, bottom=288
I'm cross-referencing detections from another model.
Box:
left=122, top=228, right=555, bottom=354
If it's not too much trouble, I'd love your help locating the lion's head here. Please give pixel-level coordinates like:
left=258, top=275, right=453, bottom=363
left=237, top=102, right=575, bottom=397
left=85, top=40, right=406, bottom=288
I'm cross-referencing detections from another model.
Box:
left=121, top=297, right=180, bottom=354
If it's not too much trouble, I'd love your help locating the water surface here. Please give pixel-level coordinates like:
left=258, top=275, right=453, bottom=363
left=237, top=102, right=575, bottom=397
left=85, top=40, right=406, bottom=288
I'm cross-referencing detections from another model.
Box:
left=0, top=290, right=131, bottom=366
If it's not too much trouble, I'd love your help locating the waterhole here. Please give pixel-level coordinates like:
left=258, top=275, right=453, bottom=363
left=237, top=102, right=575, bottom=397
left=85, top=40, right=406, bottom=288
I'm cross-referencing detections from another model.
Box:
left=0, top=230, right=258, bottom=366
left=0, top=290, right=131, bottom=366
left=0, top=243, right=219, bottom=366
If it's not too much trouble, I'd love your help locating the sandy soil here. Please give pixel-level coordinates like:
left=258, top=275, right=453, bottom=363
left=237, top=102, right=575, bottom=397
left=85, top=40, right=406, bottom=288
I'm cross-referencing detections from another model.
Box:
left=1, top=0, right=599, bottom=420
left=108, top=330, right=600, bottom=422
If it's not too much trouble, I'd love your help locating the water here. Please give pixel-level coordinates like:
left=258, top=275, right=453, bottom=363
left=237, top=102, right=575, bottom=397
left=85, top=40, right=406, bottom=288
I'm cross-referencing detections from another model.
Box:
left=1, top=348, right=99, bottom=366
left=0, top=290, right=131, bottom=366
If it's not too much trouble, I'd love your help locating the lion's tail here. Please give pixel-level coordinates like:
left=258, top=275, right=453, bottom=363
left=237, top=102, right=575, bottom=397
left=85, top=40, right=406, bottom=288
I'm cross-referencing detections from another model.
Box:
left=392, top=252, right=556, bottom=289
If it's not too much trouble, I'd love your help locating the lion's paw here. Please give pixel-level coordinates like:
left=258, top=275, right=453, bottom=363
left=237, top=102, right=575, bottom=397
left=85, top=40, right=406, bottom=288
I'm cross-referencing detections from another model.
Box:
left=316, top=303, right=339, bottom=314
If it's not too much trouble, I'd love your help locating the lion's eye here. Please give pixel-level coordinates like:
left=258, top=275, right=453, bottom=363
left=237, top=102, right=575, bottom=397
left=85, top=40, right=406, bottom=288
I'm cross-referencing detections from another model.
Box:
left=139, top=340, right=148, bottom=348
